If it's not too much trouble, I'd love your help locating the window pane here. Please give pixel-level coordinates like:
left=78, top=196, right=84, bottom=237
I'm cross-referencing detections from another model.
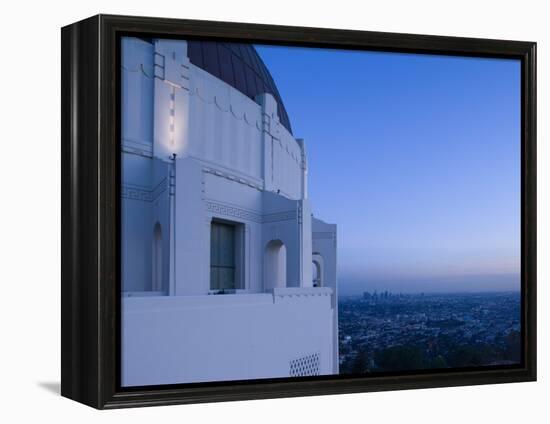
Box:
left=218, top=224, right=235, bottom=267
left=210, top=222, right=236, bottom=290
left=210, top=267, right=219, bottom=290
left=210, top=224, right=219, bottom=266
left=218, top=267, right=235, bottom=289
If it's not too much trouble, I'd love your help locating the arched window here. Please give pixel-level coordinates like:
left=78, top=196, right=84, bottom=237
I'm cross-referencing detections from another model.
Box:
left=312, top=253, right=324, bottom=287
left=152, top=222, right=163, bottom=292
left=312, top=261, right=321, bottom=287
left=264, top=239, right=287, bottom=290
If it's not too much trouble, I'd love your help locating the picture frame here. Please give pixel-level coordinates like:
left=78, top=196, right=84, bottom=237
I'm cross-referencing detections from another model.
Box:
left=61, top=14, right=536, bottom=409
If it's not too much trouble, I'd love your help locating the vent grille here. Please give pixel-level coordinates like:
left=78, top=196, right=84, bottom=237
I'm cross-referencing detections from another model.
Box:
left=289, top=353, right=320, bottom=377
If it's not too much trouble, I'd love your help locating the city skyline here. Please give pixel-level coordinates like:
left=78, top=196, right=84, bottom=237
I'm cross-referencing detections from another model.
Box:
left=338, top=273, right=521, bottom=296
left=256, top=45, right=521, bottom=294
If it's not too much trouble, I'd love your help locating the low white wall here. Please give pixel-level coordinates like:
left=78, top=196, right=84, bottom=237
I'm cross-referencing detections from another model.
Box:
left=121, top=288, right=335, bottom=386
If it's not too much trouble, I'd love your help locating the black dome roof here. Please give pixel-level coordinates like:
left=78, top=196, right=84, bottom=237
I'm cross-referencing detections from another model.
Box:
left=186, top=41, right=292, bottom=134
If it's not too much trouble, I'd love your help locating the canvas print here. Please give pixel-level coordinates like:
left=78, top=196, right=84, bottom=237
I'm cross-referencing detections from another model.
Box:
left=120, top=36, right=521, bottom=387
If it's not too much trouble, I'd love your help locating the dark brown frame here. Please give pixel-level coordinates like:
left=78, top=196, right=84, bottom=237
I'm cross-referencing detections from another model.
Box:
left=61, top=14, right=537, bottom=409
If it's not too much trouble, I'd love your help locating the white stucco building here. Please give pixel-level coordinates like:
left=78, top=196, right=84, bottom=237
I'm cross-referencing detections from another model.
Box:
left=121, top=37, right=338, bottom=386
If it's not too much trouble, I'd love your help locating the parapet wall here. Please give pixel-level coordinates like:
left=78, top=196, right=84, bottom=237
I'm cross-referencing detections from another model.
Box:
left=121, top=288, right=336, bottom=386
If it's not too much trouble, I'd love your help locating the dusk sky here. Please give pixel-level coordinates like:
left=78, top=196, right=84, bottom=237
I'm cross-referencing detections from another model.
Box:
left=256, top=45, right=521, bottom=294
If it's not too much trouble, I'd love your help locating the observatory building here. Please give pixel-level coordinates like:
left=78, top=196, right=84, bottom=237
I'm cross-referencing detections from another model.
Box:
left=121, top=37, right=338, bottom=386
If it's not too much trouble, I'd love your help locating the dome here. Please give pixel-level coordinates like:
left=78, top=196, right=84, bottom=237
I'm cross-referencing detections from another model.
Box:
left=186, top=41, right=292, bottom=134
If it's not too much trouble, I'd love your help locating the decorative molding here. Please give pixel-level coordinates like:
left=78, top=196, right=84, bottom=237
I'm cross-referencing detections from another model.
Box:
left=205, top=200, right=297, bottom=225
left=121, top=63, right=154, bottom=78
left=154, top=52, right=165, bottom=80
left=261, top=112, right=270, bottom=133
left=189, top=65, right=262, bottom=132
left=169, top=164, right=176, bottom=197
left=272, top=287, right=333, bottom=300
left=122, top=178, right=167, bottom=203
left=205, top=201, right=263, bottom=223
left=122, top=139, right=153, bottom=158
left=263, top=210, right=296, bottom=223
left=202, top=166, right=263, bottom=191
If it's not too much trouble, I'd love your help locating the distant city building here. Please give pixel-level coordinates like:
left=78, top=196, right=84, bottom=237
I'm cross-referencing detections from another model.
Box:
left=121, top=37, right=338, bottom=386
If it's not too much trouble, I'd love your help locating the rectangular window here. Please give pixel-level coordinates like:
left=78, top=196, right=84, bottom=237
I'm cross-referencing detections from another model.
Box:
left=210, top=221, right=236, bottom=290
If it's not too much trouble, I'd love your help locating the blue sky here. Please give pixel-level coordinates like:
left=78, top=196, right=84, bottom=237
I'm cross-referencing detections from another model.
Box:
left=256, top=45, right=521, bottom=294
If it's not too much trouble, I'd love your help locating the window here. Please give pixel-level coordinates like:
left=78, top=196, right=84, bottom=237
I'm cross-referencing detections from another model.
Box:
left=210, top=221, right=237, bottom=290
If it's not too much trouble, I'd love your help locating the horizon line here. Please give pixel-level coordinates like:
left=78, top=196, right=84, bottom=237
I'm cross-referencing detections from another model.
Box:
left=339, top=289, right=521, bottom=297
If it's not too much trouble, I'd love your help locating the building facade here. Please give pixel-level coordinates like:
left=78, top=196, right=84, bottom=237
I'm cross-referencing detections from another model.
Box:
left=121, top=37, right=338, bottom=386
